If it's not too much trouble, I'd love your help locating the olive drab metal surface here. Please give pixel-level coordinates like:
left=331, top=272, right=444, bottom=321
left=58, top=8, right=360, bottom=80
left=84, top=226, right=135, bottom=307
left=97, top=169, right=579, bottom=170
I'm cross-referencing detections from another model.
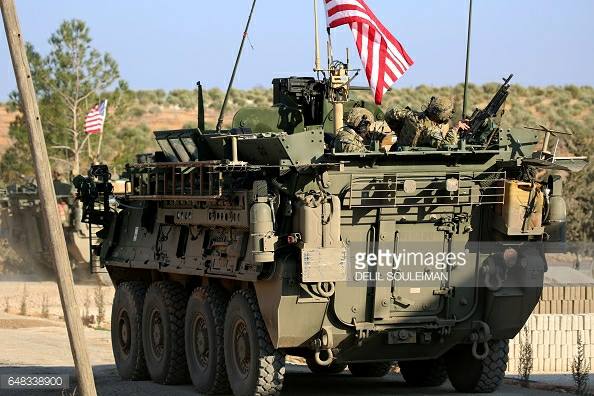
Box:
left=71, top=15, right=588, bottom=393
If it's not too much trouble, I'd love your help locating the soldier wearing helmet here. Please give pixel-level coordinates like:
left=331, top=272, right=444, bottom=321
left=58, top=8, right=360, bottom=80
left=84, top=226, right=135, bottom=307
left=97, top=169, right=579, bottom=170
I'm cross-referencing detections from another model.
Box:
left=333, top=107, right=394, bottom=152
left=385, top=96, right=469, bottom=148
left=333, top=107, right=374, bottom=153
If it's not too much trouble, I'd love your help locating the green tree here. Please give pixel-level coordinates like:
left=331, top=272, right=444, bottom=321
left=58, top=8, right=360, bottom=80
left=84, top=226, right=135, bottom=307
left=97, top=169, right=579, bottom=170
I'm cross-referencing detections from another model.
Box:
left=1, top=19, right=121, bottom=178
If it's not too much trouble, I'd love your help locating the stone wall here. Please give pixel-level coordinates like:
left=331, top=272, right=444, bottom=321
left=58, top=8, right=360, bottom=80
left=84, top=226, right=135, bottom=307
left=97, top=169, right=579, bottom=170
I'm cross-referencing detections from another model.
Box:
left=507, top=286, right=594, bottom=374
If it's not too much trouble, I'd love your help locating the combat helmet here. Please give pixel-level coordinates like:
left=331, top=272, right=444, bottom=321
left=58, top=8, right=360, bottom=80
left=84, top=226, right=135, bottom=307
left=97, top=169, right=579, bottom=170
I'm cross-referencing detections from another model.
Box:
left=346, top=107, right=375, bottom=133
left=425, top=96, right=454, bottom=123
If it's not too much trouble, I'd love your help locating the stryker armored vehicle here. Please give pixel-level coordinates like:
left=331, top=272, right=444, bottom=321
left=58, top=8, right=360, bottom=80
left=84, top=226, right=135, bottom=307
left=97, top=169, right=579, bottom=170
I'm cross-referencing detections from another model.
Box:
left=73, top=6, right=586, bottom=394
left=0, top=182, right=110, bottom=284
left=74, top=64, right=585, bottom=395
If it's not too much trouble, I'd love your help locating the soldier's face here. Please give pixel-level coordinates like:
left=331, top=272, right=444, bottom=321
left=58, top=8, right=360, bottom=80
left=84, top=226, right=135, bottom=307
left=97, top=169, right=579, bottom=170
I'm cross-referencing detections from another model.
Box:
left=358, top=120, right=371, bottom=134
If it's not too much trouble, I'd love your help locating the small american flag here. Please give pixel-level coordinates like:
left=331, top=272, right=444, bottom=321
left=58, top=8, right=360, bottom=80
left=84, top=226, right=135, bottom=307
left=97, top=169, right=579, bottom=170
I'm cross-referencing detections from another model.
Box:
left=325, top=0, right=413, bottom=104
left=84, top=100, right=108, bottom=134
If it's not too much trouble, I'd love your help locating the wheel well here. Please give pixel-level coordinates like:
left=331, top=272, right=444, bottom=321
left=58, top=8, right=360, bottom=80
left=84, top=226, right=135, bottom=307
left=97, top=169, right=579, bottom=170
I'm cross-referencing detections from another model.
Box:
left=107, top=265, right=250, bottom=296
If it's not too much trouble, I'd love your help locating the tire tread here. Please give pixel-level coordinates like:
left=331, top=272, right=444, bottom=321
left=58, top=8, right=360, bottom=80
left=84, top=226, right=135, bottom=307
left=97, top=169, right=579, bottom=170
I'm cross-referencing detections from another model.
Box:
left=230, top=289, right=285, bottom=396
left=145, top=281, right=189, bottom=385
left=112, top=281, right=149, bottom=380
left=188, top=286, right=231, bottom=394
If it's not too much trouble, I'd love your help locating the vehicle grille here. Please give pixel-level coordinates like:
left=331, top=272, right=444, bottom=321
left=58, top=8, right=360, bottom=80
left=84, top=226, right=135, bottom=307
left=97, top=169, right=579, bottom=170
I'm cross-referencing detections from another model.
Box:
left=346, top=171, right=506, bottom=208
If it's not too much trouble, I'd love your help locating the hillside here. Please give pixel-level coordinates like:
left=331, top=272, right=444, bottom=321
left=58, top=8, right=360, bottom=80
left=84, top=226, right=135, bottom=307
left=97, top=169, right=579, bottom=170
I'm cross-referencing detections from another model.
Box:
left=1, top=84, right=592, bottom=240
left=2, top=85, right=592, bottom=153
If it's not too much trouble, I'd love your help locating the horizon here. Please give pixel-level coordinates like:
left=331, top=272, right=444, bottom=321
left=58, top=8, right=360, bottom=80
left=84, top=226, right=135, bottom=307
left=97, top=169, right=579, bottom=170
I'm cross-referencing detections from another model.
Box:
left=2, top=0, right=594, bottom=100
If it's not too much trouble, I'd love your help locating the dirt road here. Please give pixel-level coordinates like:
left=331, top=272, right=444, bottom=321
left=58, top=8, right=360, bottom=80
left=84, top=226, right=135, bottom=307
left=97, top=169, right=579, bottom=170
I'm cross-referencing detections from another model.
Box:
left=0, top=280, right=573, bottom=395
left=0, top=313, right=568, bottom=396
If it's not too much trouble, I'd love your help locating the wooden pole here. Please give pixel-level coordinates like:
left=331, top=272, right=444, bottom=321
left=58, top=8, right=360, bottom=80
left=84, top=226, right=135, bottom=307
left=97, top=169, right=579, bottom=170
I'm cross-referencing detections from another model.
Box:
left=0, top=2, right=98, bottom=395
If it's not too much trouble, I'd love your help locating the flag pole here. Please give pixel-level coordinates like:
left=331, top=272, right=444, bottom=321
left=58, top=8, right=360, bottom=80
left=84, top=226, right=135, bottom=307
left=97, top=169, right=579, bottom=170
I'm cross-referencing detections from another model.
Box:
left=313, top=0, right=321, bottom=71
left=95, top=100, right=107, bottom=163
left=462, top=0, right=473, bottom=117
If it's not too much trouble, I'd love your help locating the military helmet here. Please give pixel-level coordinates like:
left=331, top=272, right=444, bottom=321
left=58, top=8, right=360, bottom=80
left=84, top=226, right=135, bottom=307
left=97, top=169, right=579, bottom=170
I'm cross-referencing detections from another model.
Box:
left=346, top=107, right=375, bottom=131
left=425, top=96, right=454, bottom=123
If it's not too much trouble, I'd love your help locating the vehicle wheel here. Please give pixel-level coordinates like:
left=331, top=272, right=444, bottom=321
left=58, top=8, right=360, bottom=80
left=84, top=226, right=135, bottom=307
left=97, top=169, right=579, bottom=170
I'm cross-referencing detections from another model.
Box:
left=348, top=362, right=393, bottom=377
left=305, top=356, right=347, bottom=375
left=224, top=289, right=285, bottom=396
left=142, top=281, right=189, bottom=384
left=185, top=286, right=231, bottom=394
left=446, top=339, right=509, bottom=393
left=111, top=281, right=149, bottom=380
left=398, top=358, right=447, bottom=387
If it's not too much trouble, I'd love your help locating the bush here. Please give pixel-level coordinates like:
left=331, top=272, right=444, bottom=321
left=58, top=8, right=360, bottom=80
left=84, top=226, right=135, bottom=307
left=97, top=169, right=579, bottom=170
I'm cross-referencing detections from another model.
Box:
left=571, top=331, right=590, bottom=394
left=518, top=326, right=533, bottom=387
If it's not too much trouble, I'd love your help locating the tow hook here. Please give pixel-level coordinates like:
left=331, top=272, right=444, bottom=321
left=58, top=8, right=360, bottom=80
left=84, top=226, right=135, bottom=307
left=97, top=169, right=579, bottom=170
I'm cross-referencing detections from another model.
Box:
left=314, top=349, right=334, bottom=366
left=471, top=338, right=489, bottom=360
left=470, top=321, right=492, bottom=360
left=313, top=327, right=335, bottom=366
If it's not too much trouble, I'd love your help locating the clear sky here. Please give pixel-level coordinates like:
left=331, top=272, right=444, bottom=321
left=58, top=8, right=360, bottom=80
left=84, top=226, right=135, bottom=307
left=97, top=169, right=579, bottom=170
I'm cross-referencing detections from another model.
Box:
left=2, top=0, right=594, bottom=100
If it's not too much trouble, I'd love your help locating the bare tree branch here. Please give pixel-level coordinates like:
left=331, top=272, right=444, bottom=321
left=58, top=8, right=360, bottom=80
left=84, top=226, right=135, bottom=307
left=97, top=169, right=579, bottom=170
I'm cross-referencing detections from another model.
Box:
left=50, top=145, right=75, bottom=153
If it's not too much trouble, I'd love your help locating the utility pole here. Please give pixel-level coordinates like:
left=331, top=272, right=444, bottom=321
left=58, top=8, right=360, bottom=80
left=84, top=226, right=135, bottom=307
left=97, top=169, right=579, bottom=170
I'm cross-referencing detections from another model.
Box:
left=0, top=1, right=97, bottom=395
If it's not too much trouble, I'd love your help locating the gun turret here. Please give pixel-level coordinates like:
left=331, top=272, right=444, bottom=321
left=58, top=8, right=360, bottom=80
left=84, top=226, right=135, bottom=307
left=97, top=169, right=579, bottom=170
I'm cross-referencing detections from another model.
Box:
left=467, top=74, right=513, bottom=144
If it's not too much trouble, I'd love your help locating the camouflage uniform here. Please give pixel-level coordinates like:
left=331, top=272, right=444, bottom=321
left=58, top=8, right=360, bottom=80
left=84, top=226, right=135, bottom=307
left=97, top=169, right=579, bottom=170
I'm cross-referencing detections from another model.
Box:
left=385, top=96, right=459, bottom=148
left=333, top=127, right=367, bottom=152
left=333, top=107, right=375, bottom=153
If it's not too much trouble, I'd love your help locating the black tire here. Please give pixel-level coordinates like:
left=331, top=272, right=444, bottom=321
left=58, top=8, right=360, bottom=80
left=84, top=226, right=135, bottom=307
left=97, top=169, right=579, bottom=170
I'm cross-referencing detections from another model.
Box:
left=305, top=356, right=347, bottom=375
left=446, top=339, right=509, bottom=393
left=398, top=358, right=448, bottom=387
left=142, top=281, right=189, bottom=385
left=185, top=286, right=231, bottom=394
left=111, top=281, right=149, bottom=380
left=348, top=362, right=393, bottom=377
left=224, top=289, right=285, bottom=396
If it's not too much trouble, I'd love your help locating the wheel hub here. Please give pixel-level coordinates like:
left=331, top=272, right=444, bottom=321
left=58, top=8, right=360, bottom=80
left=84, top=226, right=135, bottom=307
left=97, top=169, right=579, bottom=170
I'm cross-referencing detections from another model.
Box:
left=193, top=315, right=209, bottom=367
left=118, top=310, right=131, bottom=355
left=150, top=309, right=164, bottom=359
left=233, top=319, right=250, bottom=377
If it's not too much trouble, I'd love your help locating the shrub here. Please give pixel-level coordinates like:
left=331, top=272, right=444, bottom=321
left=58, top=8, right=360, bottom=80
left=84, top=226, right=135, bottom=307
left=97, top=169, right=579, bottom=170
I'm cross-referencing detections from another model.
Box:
left=571, top=331, right=591, bottom=394
left=518, top=326, right=533, bottom=387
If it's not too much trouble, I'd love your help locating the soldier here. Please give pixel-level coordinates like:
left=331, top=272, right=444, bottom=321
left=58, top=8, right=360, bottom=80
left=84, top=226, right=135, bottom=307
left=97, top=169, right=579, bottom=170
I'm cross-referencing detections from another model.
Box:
left=385, top=96, right=469, bottom=148
left=333, top=107, right=375, bottom=153
left=333, top=107, right=395, bottom=152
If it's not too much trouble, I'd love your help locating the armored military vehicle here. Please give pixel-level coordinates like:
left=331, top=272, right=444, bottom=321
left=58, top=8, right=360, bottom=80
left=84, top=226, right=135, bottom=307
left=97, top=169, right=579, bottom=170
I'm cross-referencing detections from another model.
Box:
left=73, top=48, right=584, bottom=395
left=0, top=182, right=109, bottom=284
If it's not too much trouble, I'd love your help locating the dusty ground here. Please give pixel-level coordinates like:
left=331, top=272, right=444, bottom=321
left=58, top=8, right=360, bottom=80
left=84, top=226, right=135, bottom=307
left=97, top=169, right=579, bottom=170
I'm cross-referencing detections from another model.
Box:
left=0, top=279, right=582, bottom=395
left=0, top=278, right=114, bottom=326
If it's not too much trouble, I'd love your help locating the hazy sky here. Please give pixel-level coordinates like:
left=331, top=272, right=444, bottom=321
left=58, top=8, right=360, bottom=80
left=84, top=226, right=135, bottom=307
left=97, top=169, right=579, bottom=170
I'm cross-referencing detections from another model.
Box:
left=2, top=0, right=594, bottom=100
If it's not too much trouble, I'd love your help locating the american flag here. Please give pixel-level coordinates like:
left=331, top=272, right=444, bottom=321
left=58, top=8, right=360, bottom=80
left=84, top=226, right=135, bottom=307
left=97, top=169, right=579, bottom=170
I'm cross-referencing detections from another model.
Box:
left=84, top=100, right=108, bottom=134
left=325, top=0, right=413, bottom=104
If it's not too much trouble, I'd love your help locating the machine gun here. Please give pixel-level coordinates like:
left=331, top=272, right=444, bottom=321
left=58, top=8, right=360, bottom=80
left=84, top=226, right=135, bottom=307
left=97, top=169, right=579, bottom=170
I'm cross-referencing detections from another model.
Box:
left=466, top=74, right=513, bottom=145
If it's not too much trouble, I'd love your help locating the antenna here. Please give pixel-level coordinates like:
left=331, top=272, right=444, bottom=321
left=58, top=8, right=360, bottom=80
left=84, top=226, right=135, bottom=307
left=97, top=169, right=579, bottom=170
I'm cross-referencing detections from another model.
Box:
left=216, top=0, right=257, bottom=132
left=196, top=81, right=205, bottom=132
left=313, top=0, right=321, bottom=71
left=462, top=0, right=473, bottom=117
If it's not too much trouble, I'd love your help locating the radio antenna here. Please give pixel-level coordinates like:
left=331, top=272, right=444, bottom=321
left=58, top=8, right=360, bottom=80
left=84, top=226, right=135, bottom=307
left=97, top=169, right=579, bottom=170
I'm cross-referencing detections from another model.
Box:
left=313, top=0, right=321, bottom=72
left=216, top=0, right=257, bottom=132
left=462, top=0, right=473, bottom=117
